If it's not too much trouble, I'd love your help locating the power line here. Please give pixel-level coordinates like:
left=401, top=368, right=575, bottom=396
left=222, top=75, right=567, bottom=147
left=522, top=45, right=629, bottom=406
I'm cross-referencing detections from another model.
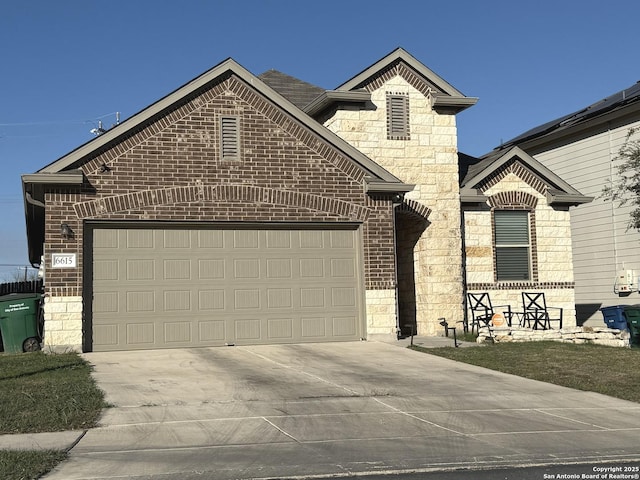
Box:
left=0, top=112, right=120, bottom=128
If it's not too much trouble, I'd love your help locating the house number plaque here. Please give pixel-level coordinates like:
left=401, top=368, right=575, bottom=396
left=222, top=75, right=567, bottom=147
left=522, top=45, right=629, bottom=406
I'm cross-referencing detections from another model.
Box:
left=51, top=253, right=77, bottom=268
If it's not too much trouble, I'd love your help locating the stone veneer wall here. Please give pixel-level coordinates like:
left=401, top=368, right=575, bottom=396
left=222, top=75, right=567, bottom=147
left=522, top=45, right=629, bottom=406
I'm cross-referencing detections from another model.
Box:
left=464, top=169, right=577, bottom=326
left=365, top=289, right=398, bottom=339
left=477, top=325, right=631, bottom=347
left=43, top=296, right=83, bottom=352
left=325, top=74, right=463, bottom=336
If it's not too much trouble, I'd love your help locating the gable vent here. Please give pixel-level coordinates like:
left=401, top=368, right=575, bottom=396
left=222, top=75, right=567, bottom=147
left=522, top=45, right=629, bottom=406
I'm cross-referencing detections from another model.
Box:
left=387, top=93, right=410, bottom=140
left=221, top=116, right=240, bottom=160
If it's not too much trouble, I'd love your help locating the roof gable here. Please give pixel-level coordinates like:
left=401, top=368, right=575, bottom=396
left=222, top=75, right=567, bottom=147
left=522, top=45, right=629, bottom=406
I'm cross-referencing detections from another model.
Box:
left=35, top=58, right=407, bottom=188
left=336, top=47, right=477, bottom=113
left=460, top=146, right=592, bottom=206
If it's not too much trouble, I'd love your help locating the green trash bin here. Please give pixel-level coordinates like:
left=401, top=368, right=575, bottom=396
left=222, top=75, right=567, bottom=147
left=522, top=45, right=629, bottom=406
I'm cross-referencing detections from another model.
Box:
left=0, top=293, right=43, bottom=354
left=624, top=305, right=640, bottom=345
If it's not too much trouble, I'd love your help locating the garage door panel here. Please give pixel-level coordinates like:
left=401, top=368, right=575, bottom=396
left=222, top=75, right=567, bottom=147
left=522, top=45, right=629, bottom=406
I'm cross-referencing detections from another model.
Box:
left=198, top=320, right=225, bottom=342
left=235, top=319, right=261, bottom=340
left=126, top=230, right=154, bottom=249
left=92, top=227, right=363, bottom=351
left=127, top=323, right=155, bottom=344
left=198, top=289, right=225, bottom=310
left=164, top=321, right=191, bottom=343
left=198, top=259, right=225, bottom=279
left=267, top=318, right=293, bottom=339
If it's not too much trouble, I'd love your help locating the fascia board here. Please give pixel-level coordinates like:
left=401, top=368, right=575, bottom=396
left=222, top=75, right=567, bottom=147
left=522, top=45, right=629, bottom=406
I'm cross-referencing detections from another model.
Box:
left=336, top=47, right=466, bottom=98
left=464, top=146, right=584, bottom=196
left=461, top=147, right=516, bottom=189
left=433, top=95, right=479, bottom=113
left=303, top=90, right=371, bottom=117
left=365, top=180, right=415, bottom=193
left=546, top=192, right=594, bottom=205
left=22, top=170, right=84, bottom=185
left=459, top=187, right=488, bottom=203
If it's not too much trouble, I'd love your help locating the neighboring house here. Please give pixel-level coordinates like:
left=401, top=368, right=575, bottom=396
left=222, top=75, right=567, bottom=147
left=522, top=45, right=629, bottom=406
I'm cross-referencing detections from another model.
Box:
left=21, top=48, right=588, bottom=352
left=493, top=81, right=640, bottom=325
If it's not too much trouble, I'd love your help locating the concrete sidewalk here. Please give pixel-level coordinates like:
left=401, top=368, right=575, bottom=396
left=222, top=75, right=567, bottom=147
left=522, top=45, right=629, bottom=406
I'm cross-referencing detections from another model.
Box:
left=0, top=430, right=85, bottom=452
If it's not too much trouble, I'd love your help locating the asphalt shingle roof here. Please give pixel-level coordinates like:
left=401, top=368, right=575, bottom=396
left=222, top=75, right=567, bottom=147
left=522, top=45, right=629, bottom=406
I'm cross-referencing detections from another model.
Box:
left=258, top=70, right=325, bottom=110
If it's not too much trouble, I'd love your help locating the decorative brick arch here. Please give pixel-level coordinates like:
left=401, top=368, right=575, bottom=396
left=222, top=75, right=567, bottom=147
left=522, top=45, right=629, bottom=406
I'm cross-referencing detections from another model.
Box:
left=395, top=198, right=432, bottom=221
left=488, top=191, right=538, bottom=210
left=73, top=184, right=370, bottom=221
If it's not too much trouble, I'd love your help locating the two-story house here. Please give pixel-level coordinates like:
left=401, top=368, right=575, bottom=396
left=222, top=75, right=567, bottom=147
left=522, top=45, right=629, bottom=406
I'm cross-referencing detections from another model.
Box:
left=22, top=48, right=589, bottom=352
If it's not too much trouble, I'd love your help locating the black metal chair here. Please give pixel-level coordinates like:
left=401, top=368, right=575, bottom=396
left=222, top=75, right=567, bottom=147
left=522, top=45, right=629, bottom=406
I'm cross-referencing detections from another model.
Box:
left=521, top=292, right=563, bottom=330
left=466, top=293, right=512, bottom=334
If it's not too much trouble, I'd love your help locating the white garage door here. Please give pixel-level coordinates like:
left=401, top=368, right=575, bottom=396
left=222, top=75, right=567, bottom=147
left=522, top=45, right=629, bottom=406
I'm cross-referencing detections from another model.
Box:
left=91, top=227, right=363, bottom=351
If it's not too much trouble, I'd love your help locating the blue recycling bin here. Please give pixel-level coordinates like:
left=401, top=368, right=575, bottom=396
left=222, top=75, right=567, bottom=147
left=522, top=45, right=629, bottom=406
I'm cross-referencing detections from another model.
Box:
left=600, top=306, right=629, bottom=331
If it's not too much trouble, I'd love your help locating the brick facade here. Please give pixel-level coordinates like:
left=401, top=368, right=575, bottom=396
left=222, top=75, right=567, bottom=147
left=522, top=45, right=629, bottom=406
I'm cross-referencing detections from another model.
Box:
left=41, top=74, right=399, bottom=350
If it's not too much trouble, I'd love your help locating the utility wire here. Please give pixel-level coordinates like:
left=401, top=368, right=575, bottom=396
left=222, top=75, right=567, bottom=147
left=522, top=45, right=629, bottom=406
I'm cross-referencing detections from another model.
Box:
left=0, top=112, right=120, bottom=128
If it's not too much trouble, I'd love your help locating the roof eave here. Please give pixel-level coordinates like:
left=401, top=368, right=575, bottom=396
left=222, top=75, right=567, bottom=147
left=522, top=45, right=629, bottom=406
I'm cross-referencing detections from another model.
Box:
left=22, top=170, right=85, bottom=185
left=22, top=170, right=85, bottom=266
left=365, top=178, right=415, bottom=194
left=303, top=90, right=371, bottom=117
left=547, top=192, right=594, bottom=206
left=433, top=95, right=479, bottom=114
left=460, top=188, right=488, bottom=203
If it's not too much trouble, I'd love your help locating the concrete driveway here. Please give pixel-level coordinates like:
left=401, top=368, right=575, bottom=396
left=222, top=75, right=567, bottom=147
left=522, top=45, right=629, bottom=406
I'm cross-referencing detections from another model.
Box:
left=45, top=341, right=640, bottom=479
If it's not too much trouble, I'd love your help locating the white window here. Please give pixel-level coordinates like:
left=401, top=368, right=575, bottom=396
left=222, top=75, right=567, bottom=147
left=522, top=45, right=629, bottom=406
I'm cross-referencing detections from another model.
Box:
left=494, top=210, right=531, bottom=281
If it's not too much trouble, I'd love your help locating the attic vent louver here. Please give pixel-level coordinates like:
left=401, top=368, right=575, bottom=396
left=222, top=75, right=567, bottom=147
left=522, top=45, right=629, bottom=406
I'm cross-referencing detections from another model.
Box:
left=220, top=116, right=240, bottom=160
left=387, top=93, right=410, bottom=140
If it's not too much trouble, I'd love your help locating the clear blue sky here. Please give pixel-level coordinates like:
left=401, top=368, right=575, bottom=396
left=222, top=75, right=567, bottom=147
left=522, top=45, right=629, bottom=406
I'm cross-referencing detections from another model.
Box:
left=1, top=0, right=638, bottom=279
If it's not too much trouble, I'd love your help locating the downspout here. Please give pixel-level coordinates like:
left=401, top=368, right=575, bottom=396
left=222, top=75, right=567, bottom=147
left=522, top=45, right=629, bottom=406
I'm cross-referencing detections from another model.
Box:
left=460, top=206, right=469, bottom=331
left=24, top=191, right=45, bottom=269
left=392, top=196, right=403, bottom=338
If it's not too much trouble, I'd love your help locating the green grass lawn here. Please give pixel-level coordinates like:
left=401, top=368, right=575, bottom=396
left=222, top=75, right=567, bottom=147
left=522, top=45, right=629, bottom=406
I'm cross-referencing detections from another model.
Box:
left=0, top=352, right=106, bottom=480
left=412, top=341, right=640, bottom=403
left=0, top=451, right=67, bottom=480
left=0, top=352, right=106, bottom=434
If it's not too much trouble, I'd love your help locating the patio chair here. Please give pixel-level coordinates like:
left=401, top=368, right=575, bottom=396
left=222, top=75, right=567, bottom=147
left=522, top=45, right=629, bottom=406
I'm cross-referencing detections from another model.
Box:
left=521, top=292, right=563, bottom=330
left=466, top=292, right=512, bottom=334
